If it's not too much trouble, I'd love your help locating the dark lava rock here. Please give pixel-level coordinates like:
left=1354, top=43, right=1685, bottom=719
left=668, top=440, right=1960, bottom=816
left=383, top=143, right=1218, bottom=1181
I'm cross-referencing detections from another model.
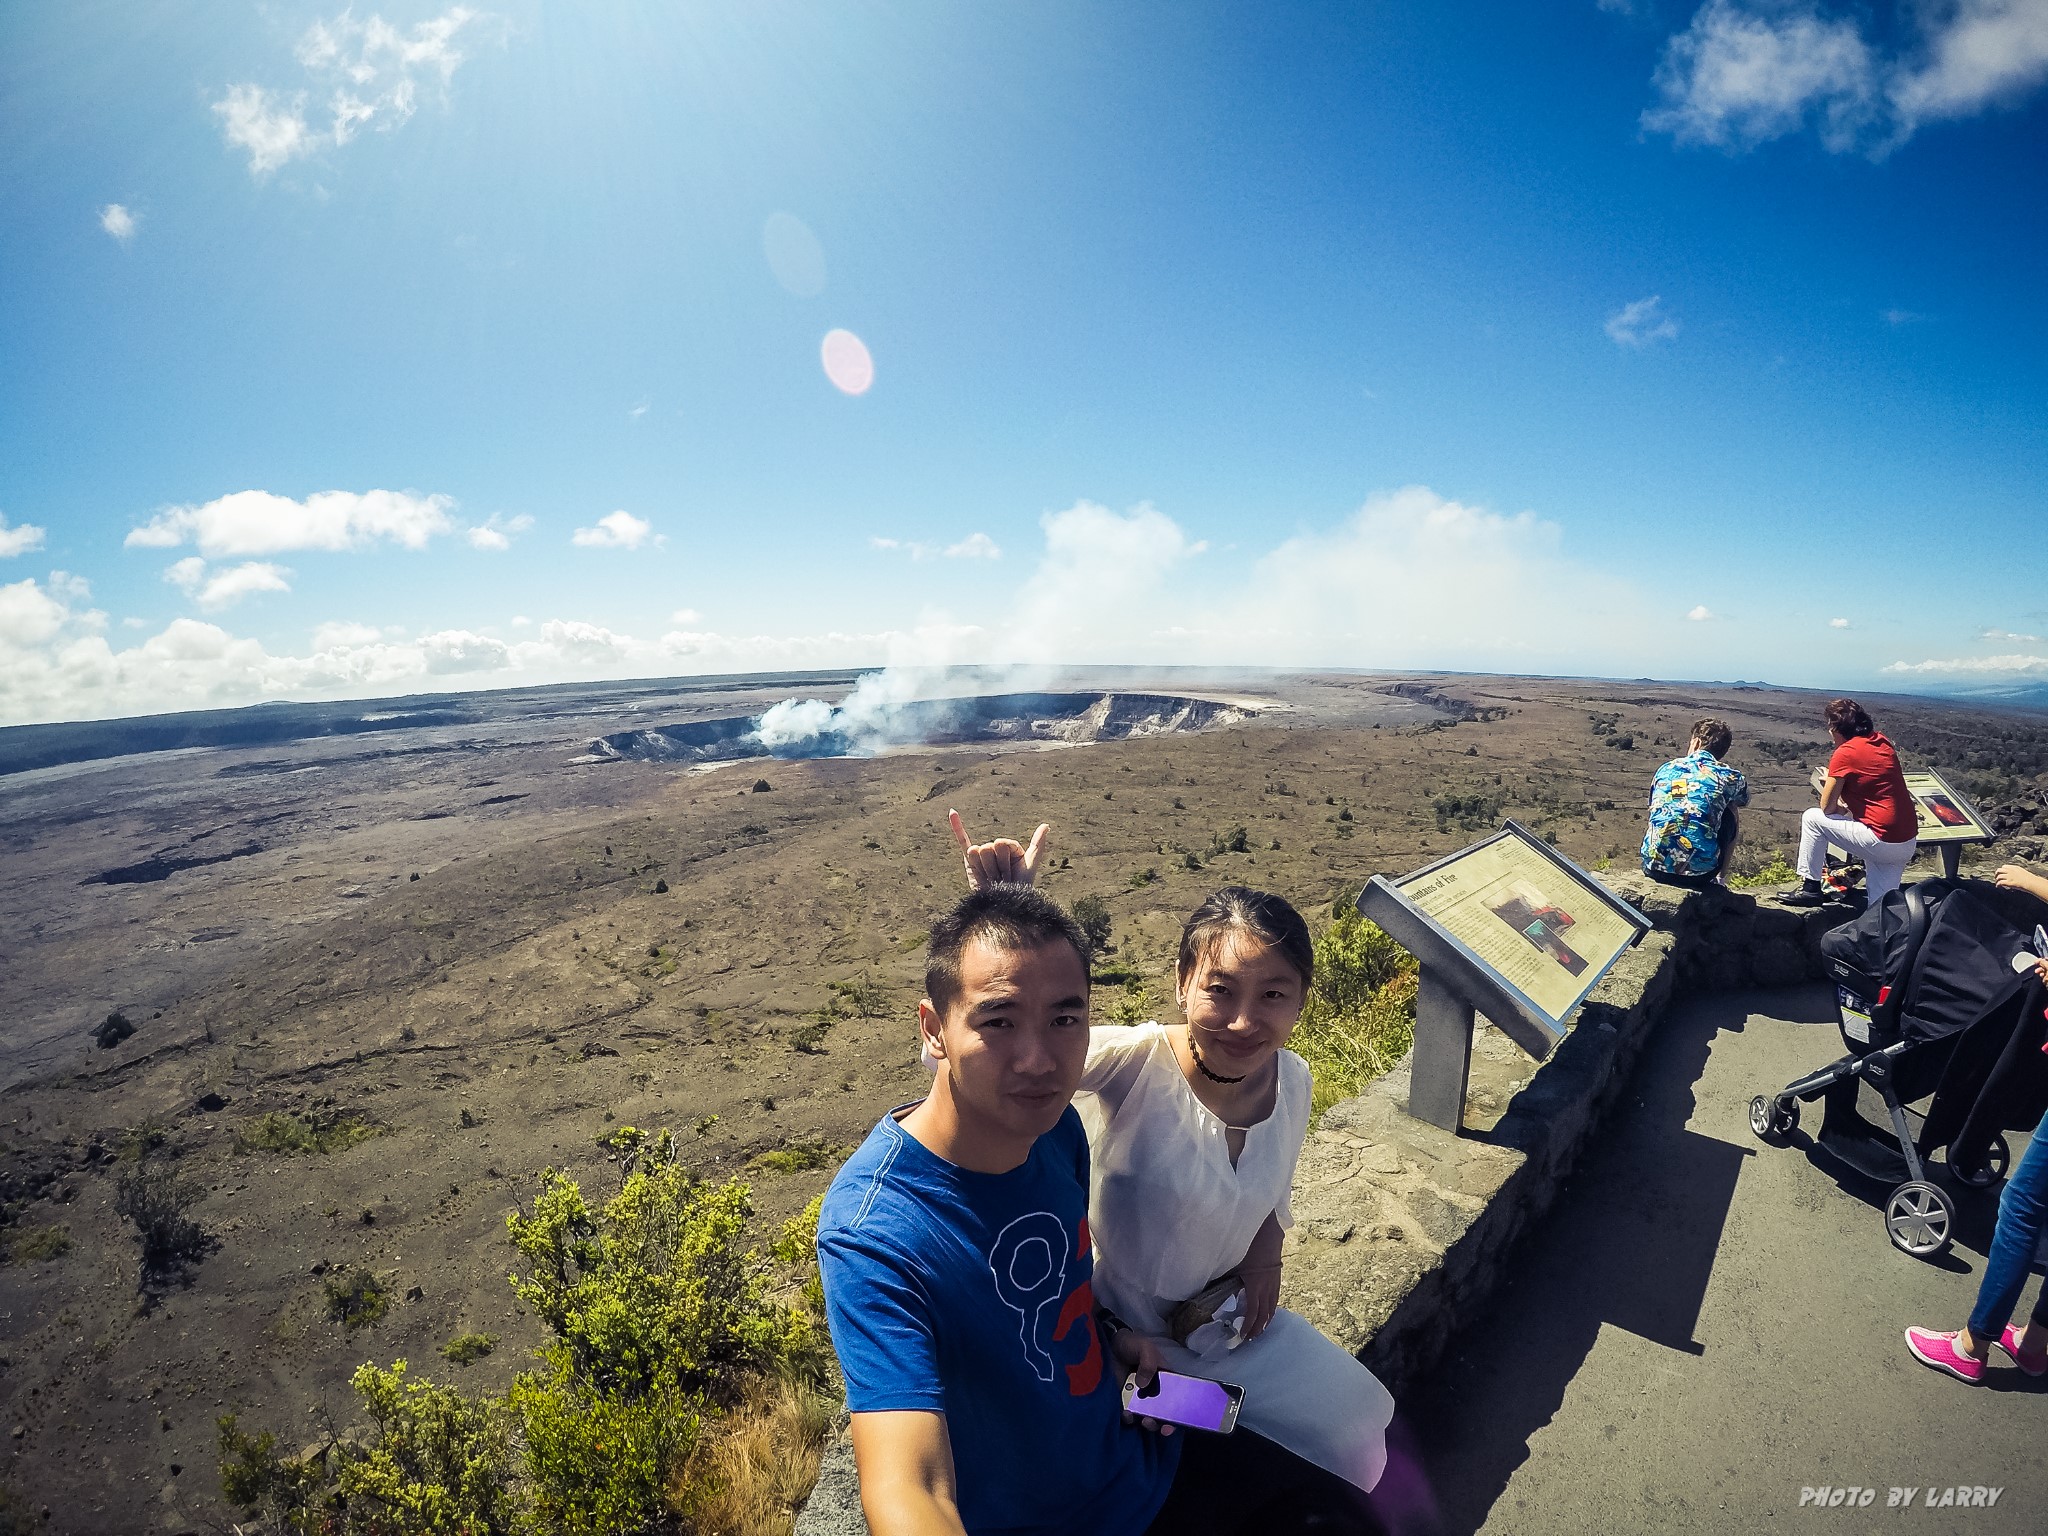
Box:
left=194, top=1092, right=229, bottom=1113
left=580, top=1042, right=619, bottom=1059
left=92, top=1011, right=135, bottom=1049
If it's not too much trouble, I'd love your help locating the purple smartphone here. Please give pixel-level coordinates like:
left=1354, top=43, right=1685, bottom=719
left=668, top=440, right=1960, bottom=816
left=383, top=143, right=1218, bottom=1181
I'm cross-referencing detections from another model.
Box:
left=1121, top=1370, right=1244, bottom=1433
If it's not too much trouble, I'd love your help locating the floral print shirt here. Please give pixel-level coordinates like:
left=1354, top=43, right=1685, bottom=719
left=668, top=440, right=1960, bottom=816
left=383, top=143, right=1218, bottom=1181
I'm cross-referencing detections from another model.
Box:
left=1641, top=750, right=1750, bottom=878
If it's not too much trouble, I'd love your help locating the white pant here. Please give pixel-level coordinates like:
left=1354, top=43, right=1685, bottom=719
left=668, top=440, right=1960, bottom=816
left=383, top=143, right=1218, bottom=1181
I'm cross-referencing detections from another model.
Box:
left=1798, top=807, right=1918, bottom=898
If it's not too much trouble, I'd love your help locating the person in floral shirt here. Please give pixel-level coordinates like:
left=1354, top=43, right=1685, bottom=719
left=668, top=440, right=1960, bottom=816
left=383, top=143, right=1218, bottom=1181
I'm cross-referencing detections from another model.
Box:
left=1640, top=717, right=1750, bottom=888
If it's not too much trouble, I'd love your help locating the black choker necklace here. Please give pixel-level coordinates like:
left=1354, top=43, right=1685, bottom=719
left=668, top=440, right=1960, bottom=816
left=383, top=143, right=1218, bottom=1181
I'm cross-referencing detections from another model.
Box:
left=1188, top=1036, right=1247, bottom=1085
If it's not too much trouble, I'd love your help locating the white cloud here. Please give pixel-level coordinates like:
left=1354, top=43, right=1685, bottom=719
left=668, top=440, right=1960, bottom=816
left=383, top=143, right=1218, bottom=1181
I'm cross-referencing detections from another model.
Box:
left=670, top=608, right=702, bottom=625
left=466, top=512, right=532, bottom=551
left=571, top=510, right=654, bottom=550
left=128, top=488, right=455, bottom=555
left=628, top=402, right=649, bottom=421
left=0, top=512, right=47, bottom=558
left=510, top=614, right=531, bottom=627
left=1644, top=0, right=2048, bottom=154
left=99, top=204, right=138, bottom=242
left=214, top=7, right=487, bottom=178
left=311, top=620, right=383, bottom=650
left=873, top=532, right=1004, bottom=561
left=1687, top=605, right=1716, bottom=621
left=1885, top=653, right=2048, bottom=676
left=199, top=562, right=293, bottom=609
left=537, top=618, right=633, bottom=662
left=164, top=556, right=292, bottom=608
left=1980, top=627, right=2043, bottom=644
left=1606, top=295, right=1681, bottom=348
left=213, top=84, right=321, bottom=178
left=0, top=486, right=1798, bottom=724
left=1829, top=617, right=1851, bottom=629
left=419, top=628, right=511, bottom=674
left=1889, top=0, right=2048, bottom=131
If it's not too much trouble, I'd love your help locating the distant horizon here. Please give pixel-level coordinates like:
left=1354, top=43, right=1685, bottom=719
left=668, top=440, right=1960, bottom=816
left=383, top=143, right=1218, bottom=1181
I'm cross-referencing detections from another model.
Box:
left=5, top=659, right=2044, bottom=746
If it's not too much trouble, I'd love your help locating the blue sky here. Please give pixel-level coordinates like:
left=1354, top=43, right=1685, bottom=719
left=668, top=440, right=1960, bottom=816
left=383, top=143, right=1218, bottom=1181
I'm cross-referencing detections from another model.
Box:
left=2, top=1, right=2045, bottom=725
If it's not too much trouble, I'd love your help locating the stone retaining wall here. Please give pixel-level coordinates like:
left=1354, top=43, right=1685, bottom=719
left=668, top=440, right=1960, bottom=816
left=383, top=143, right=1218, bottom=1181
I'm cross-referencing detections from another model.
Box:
left=794, top=875, right=1839, bottom=1534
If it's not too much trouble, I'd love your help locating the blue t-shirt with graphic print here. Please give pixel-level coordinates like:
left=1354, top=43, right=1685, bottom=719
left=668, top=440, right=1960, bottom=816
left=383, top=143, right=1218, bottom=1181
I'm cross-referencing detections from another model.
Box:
left=818, top=1106, right=1177, bottom=1536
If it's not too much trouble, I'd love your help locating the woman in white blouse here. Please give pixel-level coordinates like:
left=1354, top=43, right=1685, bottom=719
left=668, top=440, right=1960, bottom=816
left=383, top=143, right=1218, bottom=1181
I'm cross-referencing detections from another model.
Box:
left=949, top=815, right=1394, bottom=1495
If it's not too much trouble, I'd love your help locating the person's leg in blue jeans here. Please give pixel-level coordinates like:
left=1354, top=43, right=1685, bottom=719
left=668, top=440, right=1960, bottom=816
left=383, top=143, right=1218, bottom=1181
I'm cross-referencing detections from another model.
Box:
left=1965, top=1121, right=2048, bottom=1349
left=1905, top=1116, right=2048, bottom=1381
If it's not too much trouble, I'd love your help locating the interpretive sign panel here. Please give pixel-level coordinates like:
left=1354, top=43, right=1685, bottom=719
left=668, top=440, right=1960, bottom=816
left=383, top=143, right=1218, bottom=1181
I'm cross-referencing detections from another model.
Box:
left=1902, top=770, right=1993, bottom=846
left=1356, top=821, right=1652, bottom=1132
left=1390, top=823, right=1648, bottom=1028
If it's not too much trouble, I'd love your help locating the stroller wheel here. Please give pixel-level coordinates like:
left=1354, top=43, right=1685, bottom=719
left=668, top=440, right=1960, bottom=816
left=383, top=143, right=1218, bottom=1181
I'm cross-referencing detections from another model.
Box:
left=1885, top=1180, right=1954, bottom=1259
left=1953, top=1134, right=2012, bottom=1189
left=1748, top=1094, right=1798, bottom=1142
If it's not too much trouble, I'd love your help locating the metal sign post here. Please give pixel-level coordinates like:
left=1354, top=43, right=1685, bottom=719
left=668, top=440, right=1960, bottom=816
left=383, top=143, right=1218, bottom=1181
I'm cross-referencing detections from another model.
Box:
left=1358, top=821, right=1652, bottom=1133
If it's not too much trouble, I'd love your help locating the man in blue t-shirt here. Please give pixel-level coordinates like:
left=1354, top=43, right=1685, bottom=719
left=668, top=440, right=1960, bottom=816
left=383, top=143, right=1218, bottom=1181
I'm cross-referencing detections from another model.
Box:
left=818, top=885, right=1178, bottom=1536
left=1641, top=716, right=1750, bottom=889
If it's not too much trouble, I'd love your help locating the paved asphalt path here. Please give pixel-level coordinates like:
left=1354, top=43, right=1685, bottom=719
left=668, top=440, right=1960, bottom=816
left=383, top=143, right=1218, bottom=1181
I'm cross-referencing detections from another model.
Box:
left=1388, top=983, right=2048, bottom=1536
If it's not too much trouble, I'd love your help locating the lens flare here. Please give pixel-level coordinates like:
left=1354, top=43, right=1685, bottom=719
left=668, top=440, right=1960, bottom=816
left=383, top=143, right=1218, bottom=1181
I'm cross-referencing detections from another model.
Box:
left=821, top=329, right=874, bottom=395
left=763, top=212, right=826, bottom=297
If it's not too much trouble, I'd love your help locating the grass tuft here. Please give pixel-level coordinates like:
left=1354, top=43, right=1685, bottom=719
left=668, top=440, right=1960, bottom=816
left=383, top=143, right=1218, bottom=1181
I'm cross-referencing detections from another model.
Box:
left=235, top=1111, right=385, bottom=1156
left=439, top=1332, right=499, bottom=1366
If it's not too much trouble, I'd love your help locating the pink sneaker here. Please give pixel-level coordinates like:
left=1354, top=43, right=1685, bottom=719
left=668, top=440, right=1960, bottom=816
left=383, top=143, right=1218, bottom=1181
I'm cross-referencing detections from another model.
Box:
left=1905, top=1327, right=1985, bottom=1383
left=1996, top=1327, right=2048, bottom=1377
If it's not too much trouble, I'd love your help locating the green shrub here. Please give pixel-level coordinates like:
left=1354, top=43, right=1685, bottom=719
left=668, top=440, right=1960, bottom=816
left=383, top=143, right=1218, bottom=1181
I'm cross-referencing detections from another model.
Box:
left=748, top=1138, right=845, bottom=1175
left=594, top=1125, right=646, bottom=1155
left=1070, top=895, right=1114, bottom=959
left=325, top=1268, right=390, bottom=1330
left=1290, top=909, right=1419, bottom=1120
left=217, top=1414, right=330, bottom=1534
left=114, top=1159, right=208, bottom=1279
left=505, top=1135, right=825, bottom=1404
left=337, top=1360, right=517, bottom=1534
left=828, top=974, right=888, bottom=1018
left=440, top=1333, right=499, bottom=1366
left=217, top=1129, right=831, bottom=1535
left=236, top=1110, right=384, bottom=1156
left=3, top=1225, right=70, bottom=1264
left=1731, top=852, right=1801, bottom=889
left=510, top=1344, right=701, bottom=1536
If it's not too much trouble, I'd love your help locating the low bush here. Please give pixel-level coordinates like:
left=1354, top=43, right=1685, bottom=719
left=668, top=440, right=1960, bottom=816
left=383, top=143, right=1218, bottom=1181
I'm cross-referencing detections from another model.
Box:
left=339, top=1360, right=517, bottom=1533
left=114, top=1159, right=209, bottom=1280
left=219, top=1130, right=829, bottom=1534
left=2, top=1225, right=70, bottom=1264
left=440, top=1332, right=499, bottom=1366
left=828, top=973, right=888, bottom=1019
left=325, top=1268, right=390, bottom=1330
left=1291, top=908, right=1419, bottom=1120
left=236, top=1110, right=384, bottom=1156
left=1731, top=851, right=1801, bottom=888
left=750, top=1138, right=845, bottom=1175
left=1070, top=894, right=1114, bottom=959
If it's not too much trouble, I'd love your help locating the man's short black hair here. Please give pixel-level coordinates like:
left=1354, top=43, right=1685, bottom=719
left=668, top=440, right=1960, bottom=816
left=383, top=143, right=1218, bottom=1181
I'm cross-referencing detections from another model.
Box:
left=925, top=885, right=1091, bottom=1018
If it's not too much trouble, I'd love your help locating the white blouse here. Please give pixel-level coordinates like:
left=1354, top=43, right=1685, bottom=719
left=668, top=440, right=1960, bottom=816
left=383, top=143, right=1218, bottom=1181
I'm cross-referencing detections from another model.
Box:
left=1075, top=1022, right=1311, bottom=1329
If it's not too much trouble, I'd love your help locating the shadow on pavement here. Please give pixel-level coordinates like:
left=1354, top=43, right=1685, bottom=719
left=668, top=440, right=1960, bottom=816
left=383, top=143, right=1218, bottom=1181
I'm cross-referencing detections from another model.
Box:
left=1386, top=989, right=1769, bottom=1536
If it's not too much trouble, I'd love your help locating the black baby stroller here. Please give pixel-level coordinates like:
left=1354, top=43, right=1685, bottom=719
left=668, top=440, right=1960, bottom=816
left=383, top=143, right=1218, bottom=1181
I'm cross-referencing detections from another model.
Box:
left=1748, top=878, right=2048, bottom=1259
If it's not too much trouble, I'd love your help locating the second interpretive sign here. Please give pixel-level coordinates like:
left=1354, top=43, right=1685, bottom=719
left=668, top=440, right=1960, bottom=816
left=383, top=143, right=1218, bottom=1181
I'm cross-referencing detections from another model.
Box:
left=1390, top=821, right=1647, bottom=1029
left=1901, top=770, right=1993, bottom=846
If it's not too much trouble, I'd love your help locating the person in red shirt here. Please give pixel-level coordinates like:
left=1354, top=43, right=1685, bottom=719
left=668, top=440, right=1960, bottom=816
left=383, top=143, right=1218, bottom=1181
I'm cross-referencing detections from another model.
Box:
left=1784, top=698, right=1920, bottom=907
